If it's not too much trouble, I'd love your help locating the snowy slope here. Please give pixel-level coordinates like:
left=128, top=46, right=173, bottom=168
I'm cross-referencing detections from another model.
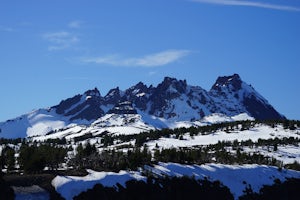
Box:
left=32, top=113, right=156, bottom=141
left=52, top=163, right=300, bottom=200
left=137, top=112, right=254, bottom=129
left=0, top=109, right=69, bottom=138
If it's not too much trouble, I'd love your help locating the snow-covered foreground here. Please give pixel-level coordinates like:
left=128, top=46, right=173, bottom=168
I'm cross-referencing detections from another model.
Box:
left=52, top=170, right=145, bottom=200
left=52, top=163, right=300, bottom=200
left=147, top=163, right=300, bottom=199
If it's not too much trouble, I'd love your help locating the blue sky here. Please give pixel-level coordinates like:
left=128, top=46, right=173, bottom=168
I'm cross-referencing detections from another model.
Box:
left=1, top=0, right=300, bottom=121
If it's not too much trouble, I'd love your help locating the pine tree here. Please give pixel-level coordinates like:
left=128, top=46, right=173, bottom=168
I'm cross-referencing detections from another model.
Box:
left=273, top=143, right=278, bottom=151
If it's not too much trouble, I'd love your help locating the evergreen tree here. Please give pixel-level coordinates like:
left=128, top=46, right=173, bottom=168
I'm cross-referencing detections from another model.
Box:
left=1, top=146, right=15, bottom=171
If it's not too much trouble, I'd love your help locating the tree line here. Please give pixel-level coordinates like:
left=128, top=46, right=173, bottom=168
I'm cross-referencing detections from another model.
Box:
left=1, top=137, right=300, bottom=173
left=0, top=119, right=299, bottom=173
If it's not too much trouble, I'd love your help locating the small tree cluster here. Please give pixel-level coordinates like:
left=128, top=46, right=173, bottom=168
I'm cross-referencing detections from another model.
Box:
left=18, top=144, right=67, bottom=173
left=70, top=144, right=151, bottom=171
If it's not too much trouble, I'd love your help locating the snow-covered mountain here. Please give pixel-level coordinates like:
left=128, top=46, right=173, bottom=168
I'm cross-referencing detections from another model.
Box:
left=51, top=73, right=284, bottom=122
left=209, top=74, right=283, bottom=120
left=0, top=74, right=284, bottom=139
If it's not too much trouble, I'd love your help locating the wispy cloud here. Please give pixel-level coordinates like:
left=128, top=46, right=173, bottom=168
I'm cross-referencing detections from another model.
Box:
left=43, top=31, right=79, bottom=51
left=81, top=50, right=191, bottom=67
left=0, top=25, right=14, bottom=32
left=191, top=0, right=300, bottom=12
left=68, top=20, right=83, bottom=29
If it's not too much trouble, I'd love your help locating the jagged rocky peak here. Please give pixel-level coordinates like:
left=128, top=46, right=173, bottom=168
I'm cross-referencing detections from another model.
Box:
left=84, top=87, right=101, bottom=97
left=133, top=81, right=148, bottom=91
left=104, top=87, right=123, bottom=105
left=105, top=87, right=120, bottom=97
left=209, top=74, right=285, bottom=120
left=211, top=74, right=242, bottom=91
left=126, top=81, right=149, bottom=97
left=157, top=77, right=187, bottom=94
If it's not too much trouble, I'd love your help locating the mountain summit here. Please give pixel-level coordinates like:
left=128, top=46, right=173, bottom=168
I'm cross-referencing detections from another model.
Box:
left=211, top=73, right=242, bottom=91
left=0, top=74, right=284, bottom=138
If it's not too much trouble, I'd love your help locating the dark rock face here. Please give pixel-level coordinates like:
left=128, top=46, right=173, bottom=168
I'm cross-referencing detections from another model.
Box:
left=243, top=95, right=284, bottom=120
left=55, top=94, right=82, bottom=115
left=52, top=74, right=285, bottom=122
left=104, top=87, right=122, bottom=105
left=108, top=101, right=137, bottom=115
left=53, top=87, right=104, bottom=121
left=69, top=97, right=104, bottom=121
left=148, top=77, right=187, bottom=117
left=125, top=82, right=150, bottom=111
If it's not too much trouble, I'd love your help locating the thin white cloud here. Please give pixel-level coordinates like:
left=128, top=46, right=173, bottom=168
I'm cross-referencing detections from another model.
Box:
left=191, top=0, right=300, bottom=12
left=81, top=50, right=190, bottom=67
left=148, top=71, right=158, bottom=76
left=62, top=77, right=90, bottom=80
left=43, top=31, right=79, bottom=51
left=68, top=20, right=83, bottom=29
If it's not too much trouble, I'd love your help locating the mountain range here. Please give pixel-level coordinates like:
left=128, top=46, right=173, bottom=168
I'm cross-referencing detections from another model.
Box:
left=0, top=74, right=284, bottom=139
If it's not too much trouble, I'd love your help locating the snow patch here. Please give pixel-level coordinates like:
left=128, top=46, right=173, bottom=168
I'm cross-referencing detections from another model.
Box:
left=52, top=170, right=145, bottom=200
